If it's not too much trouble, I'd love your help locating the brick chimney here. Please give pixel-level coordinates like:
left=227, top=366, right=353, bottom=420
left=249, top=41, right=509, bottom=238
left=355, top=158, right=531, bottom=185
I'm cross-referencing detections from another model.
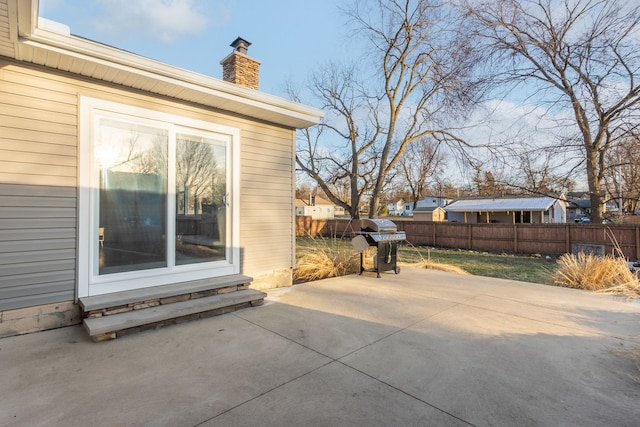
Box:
left=220, top=37, right=260, bottom=90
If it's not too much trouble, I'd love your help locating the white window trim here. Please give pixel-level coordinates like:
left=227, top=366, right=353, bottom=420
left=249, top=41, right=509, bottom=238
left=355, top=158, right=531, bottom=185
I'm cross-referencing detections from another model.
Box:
left=78, top=97, right=240, bottom=297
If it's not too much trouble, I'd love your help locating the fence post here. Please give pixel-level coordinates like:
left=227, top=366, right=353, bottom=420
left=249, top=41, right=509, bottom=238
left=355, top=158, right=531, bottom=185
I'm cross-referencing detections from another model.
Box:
left=565, top=224, right=571, bottom=254
left=513, top=224, right=518, bottom=253
left=432, top=222, right=436, bottom=246
left=636, top=226, right=640, bottom=260
left=468, top=224, right=472, bottom=250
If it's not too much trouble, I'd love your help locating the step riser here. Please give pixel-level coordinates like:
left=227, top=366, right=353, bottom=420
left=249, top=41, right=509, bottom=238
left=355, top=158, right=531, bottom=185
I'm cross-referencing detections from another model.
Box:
left=84, top=284, right=249, bottom=319
left=78, top=274, right=263, bottom=341
left=91, top=299, right=263, bottom=342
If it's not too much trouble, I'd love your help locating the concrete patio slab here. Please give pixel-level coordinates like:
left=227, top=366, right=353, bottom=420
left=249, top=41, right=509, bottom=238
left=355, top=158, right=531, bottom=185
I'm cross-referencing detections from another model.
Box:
left=0, top=314, right=330, bottom=426
left=341, top=303, right=637, bottom=426
left=201, top=361, right=471, bottom=427
left=1, top=267, right=639, bottom=426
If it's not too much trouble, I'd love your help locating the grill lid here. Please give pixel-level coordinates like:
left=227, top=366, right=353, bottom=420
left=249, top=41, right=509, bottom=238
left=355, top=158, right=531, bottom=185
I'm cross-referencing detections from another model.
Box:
left=360, top=218, right=398, bottom=233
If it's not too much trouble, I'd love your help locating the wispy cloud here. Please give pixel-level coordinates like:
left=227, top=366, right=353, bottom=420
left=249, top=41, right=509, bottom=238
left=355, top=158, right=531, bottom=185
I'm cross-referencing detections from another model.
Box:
left=92, top=0, right=213, bottom=43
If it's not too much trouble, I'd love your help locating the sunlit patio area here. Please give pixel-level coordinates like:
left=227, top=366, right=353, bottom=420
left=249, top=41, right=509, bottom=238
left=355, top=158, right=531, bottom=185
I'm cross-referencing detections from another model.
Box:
left=1, top=267, right=639, bottom=426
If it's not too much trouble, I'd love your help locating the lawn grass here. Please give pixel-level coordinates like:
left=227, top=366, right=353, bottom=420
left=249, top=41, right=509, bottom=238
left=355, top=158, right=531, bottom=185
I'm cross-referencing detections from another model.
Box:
left=296, top=236, right=557, bottom=284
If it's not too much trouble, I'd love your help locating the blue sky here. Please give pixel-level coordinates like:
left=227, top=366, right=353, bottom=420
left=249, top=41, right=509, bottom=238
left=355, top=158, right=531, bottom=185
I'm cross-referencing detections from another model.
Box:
left=37, top=0, right=587, bottom=190
left=39, top=0, right=353, bottom=98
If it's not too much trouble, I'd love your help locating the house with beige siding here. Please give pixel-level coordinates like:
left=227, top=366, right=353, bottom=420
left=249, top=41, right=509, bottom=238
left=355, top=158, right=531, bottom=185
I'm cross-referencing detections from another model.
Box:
left=0, top=0, right=323, bottom=339
left=413, top=206, right=446, bottom=222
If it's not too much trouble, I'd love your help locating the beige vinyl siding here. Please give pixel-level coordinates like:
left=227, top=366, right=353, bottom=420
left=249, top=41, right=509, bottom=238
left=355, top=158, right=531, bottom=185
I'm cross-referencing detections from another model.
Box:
left=0, top=63, right=78, bottom=191
left=239, top=125, right=296, bottom=278
left=0, top=0, right=15, bottom=58
left=0, top=58, right=297, bottom=309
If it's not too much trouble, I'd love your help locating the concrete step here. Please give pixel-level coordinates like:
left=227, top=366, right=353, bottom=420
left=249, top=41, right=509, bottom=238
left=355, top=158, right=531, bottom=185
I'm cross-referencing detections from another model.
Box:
left=79, top=274, right=254, bottom=312
left=83, top=289, right=266, bottom=341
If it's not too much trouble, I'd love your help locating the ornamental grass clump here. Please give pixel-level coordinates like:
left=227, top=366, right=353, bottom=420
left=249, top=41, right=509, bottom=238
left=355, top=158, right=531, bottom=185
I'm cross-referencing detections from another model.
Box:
left=294, top=236, right=360, bottom=282
left=552, top=252, right=640, bottom=298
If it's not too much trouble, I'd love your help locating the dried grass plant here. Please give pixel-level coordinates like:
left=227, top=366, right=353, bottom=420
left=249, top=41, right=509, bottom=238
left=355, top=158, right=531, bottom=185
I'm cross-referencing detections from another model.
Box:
left=294, top=236, right=360, bottom=282
left=552, top=229, right=640, bottom=298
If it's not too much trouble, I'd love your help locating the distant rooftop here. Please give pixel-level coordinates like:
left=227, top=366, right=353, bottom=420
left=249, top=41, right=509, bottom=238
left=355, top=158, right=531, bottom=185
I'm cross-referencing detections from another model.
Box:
left=446, top=196, right=560, bottom=212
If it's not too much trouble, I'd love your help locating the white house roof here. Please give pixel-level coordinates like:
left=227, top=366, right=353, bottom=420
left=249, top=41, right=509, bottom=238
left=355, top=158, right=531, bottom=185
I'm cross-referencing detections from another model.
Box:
left=0, top=0, right=324, bottom=129
left=445, top=197, right=559, bottom=212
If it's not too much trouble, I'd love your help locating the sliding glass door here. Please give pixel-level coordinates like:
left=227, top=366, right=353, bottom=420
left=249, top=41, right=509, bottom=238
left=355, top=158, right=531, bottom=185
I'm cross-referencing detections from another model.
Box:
left=96, top=119, right=168, bottom=275
left=175, top=133, right=227, bottom=265
left=79, top=98, right=239, bottom=297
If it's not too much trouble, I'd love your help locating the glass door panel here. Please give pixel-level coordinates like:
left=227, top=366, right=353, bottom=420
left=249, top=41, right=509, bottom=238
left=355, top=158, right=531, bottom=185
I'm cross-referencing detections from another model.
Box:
left=95, top=119, right=168, bottom=274
left=175, top=133, right=227, bottom=265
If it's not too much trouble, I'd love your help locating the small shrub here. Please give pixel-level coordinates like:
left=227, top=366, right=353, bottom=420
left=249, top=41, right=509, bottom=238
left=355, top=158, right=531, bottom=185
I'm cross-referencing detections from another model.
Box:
left=552, top=252, right=640, bottom=298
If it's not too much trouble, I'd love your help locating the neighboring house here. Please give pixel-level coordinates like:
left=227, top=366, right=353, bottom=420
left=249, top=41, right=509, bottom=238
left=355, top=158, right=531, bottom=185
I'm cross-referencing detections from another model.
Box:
left=403, top=201, right=414, bottom=216
left=295, top=196, right=335, bottom=220
left=386, top=199, right=405, bottom=216
left=0, top=1, right=323, bottom=338
left=567, top=197, right=618, bottom=222
left=567, top=199, right=592, bottom=222
left=334, top=205, right=346, bottom=217
left=416, top=195, right=453, bottom=209
left=445, top=196, right=567, bottom=224
left=413, top=206, right=446, bottom=222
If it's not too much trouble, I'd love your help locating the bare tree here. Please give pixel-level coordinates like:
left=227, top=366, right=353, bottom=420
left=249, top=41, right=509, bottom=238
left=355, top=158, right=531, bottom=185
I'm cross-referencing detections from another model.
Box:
left=463, top=0, right=640, bottom=222
left=499, top=150, right=576, bottom=195
left=604, top=137, right=640, bottom=213
left=472, top=167, right=508, bottom=196
left=295, top=183, right=313, bottom=201
left=294, top=0, right=479, bottom=218
left=291, top=63, right=382, bottom=219
left=352, top=0, right=479, bottom=216
left=395, top=136, right=445, bottom=208
left=434, top=179, right=467, bottom=199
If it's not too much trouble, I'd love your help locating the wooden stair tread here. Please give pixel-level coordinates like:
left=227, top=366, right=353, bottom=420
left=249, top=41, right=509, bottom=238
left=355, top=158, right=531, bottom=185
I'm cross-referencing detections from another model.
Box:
left=83, top=289, right=265, bottom=337
left=79, top=274, right=253, bottom=312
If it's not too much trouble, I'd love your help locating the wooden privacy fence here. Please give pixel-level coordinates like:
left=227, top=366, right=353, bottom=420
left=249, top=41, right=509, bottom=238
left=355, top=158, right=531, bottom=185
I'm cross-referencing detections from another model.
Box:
left=295, top=217, right=640, bottom=259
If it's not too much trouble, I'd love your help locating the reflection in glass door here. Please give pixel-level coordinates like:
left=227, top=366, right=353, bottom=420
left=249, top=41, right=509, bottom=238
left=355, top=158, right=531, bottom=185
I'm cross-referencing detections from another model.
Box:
left=95, top=119, right=168, bottom=275
left=175, top=134, right=227, bottom=265
left=81, top=97, right=239, bottom=297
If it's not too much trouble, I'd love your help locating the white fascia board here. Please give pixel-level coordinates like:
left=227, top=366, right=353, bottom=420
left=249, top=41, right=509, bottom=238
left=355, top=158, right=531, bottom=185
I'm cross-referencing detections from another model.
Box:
left=7, top=0, right=19, bottom=43
left=16, top=0, right=37, bottom=38
left=15, top=9, right=324, bottom=128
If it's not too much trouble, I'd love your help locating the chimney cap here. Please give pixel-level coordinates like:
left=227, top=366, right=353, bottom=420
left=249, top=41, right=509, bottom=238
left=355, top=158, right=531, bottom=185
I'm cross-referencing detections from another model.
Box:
left=230, top=37, right=251, bottom=54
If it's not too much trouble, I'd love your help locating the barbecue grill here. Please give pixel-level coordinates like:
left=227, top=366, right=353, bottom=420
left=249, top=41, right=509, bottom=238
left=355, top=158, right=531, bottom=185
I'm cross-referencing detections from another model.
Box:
left=352, top=219, right=406, bottom=277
